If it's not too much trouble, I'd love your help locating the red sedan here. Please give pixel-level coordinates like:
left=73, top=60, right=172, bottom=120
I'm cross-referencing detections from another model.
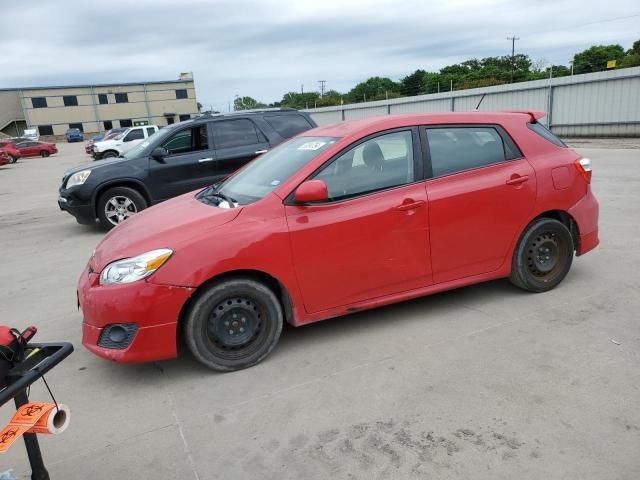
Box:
left=79, top=111, right=599, bottom=371
left=15, top=141, right=58, bottom=158
left=0, top=141, right=22, bottom=163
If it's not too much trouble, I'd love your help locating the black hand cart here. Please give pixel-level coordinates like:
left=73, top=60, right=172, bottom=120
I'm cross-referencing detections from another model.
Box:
left=1, top=343, right=74, bottom=480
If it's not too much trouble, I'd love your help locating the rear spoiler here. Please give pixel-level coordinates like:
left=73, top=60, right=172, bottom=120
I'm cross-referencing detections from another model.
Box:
left=501, top=110, right=546, bottom=123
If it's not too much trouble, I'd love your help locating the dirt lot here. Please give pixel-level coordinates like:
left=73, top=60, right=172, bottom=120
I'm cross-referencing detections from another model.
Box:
left=1, top=141, right=639, bottom=479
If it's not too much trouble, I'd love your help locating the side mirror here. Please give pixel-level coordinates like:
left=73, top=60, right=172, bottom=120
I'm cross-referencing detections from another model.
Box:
left=294, top=180, right=328, bottom=203
left=151, top=147, right=168, bottom=160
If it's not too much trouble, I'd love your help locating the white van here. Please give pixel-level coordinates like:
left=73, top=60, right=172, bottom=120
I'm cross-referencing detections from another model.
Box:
left=93, top=125, right=159, bottom=160
left=23, top=129, right=39, bottom=141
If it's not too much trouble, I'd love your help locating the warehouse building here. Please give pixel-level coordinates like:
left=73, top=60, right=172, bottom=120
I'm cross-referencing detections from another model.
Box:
left=0, top=72, right=199, bottom=137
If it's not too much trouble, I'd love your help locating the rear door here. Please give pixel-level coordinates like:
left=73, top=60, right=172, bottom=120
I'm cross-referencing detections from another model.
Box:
left=18, top=142, right=37, bottom=157
left=423, top=125, right=536, bottom=284
left=211, top=119, right=270, bottom=178
left=148, top=123, right=217, bottom=201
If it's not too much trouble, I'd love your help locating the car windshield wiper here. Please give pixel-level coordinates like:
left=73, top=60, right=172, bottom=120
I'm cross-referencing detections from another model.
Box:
left=201, top=188, right=237, bottom=208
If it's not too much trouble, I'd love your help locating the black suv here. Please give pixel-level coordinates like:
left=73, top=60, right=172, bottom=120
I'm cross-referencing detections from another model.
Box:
left=58, top=109, right=317, bottom=229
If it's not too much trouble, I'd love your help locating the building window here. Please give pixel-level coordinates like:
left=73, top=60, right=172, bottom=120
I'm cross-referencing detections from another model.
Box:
left=69, top=123, right=84, bottom=132
left=63, top=95, right=78, bottom=106
left=98, top=94, right=108, bottom=104
left=103, top=120, right=113, bottom=130
left=32, top=97, right=47, bottom=108
left=115, top=93, right=129, bottom=103
left=176, top=89, right=188, bottom=99
left=38, top=125, right=54, bottom=136
left=119, top=119, right=132, bottom=128
left=179, top=114, right=191, bottom=122
left=167, top=117, right=175, bottom=125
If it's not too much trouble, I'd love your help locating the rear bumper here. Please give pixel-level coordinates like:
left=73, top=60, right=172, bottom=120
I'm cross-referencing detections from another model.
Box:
left=78, top=266, right=194, bottom=363
left=569, top=187, right=599, bottom=256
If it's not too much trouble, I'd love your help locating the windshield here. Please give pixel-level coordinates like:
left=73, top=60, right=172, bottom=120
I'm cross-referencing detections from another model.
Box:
left=208, top=136, right=339, bottom=206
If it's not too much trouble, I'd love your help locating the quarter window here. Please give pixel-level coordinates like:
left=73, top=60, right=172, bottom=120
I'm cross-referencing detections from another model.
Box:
left=32, top=97, right=47, bottom=108
left=123, top=129, right=144, bottom=142
left=63, top=95, right=78, bottom=106
left=115, top=93, right=128, bottom=103
left=163, top=126, right=209, bottom=155
left=146, top=127, right=156, bottom=137
left=212, top=119, right=262, bottom=149
left=264, top=114, right=313, bottom=138
left=426, top=127, right=507, bottom=177
left=314, top=130, right=415, bottom=201
left=38, top=125, right=53, bottom=136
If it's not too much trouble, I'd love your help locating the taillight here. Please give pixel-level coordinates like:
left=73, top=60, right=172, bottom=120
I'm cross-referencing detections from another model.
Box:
left=574, top=157, right=592, bottom=184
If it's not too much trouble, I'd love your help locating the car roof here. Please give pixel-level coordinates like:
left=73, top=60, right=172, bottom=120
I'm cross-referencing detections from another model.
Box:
left=305, top=111, right=544, bottom=138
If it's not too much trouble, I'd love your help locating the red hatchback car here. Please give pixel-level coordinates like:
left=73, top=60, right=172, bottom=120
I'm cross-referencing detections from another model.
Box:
left=79, top=112, right=599, bottom=371
left=15, top=141, right=57, bottom=158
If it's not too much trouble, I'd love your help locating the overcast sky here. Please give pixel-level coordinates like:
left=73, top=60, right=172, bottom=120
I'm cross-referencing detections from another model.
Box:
left=0, top=0, right=637, bottom=111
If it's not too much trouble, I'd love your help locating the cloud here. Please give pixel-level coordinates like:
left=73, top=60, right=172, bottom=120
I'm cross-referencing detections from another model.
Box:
left=0, top=0, right=637, bottom=110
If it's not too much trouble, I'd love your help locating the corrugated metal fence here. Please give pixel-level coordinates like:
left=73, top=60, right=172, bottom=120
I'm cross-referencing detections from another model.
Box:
left=304, top=66, right=640, bottom=137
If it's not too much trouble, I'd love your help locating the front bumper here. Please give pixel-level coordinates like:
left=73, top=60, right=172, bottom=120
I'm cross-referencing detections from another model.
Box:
left=78, top=265, right=194, bottom=363
left=58, top=194, right=95, bottom=225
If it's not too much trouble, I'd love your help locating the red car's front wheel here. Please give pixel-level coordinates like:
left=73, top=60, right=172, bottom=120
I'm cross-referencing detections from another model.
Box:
left=184, top=278, right=283, bottom=371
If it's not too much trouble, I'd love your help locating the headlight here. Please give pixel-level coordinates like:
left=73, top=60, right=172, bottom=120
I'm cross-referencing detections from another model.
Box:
left=66, top=170, right=91, bottom=188
left=99, top=249, right=173, bottom=285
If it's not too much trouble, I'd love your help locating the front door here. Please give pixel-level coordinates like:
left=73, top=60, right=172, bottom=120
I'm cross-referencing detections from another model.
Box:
left=212, top=119, right=270, bottom=179
left=285, top=129, right=432, bottom=314
left=148, top=124, right=217, bottom=202
left=423, top=125, right=537, bottom=284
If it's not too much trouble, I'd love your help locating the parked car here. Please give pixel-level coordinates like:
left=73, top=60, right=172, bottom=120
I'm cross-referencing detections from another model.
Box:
left=15, top=141, right=58, bottom=157
left=0, top=140, right=22, bottom=163
left=92, top=125, right=159, bottom=160
left=23, top=129, right=39, bottom=141
left=0, top=150, right=9, bottom=166
left=66, top=128, right=84, bottom=143
left=85, top=128, right=127, bottom=155
left=77, top=111, right=599, bottom=371
left=59, top=109, right=317, bottom=228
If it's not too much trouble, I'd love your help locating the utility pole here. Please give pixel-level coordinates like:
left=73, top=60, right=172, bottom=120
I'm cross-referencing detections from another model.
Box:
left=507, top=36, right=520, bottom=83
left=301, top=84, right=304, bottom=95
left=318, top=80, right=326, bottom=97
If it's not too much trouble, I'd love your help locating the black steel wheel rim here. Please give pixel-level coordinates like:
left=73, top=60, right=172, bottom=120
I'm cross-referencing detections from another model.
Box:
left=526, top=230, right=567, bottom=280
left=205, top=296, right=266, bottom=360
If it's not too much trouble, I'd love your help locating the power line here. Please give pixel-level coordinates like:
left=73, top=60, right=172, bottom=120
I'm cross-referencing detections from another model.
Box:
left=526, top=13, right=640, bottom=36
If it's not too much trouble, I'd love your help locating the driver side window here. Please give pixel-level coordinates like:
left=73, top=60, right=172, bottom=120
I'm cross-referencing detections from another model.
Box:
left=123, top=129, right=144, bottom=142
left=314, top=130, right=414, bottom=200
left=162, top=126, right=209, bottom=155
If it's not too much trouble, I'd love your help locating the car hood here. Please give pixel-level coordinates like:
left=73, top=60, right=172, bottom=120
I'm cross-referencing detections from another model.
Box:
left=63, top=157, right=127, bottom=177
left=91, top=192, right=242, bottom=272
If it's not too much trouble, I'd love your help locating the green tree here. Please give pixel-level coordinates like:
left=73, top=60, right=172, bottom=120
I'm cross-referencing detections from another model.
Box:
left=233, top=96, right=267, bottom=111
left=279, top=91, right=320, bottom=109
left=400, top=69, right=426, bottom=96
left=572, top=44, right=625, bottom=74
left=347, top=77, right=400, bottom=103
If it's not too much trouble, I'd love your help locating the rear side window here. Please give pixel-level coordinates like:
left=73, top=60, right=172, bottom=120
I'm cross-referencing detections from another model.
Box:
left=213, top=119, right=262, bottom=149
left=264, top=114, right=313, bottom=138
left=146, top=127, right=156, bottom=137
left=162, top=126, right=208, bottom=155
left=528, top=122, right=567, bottom=147
left=427, top=127, right=509, bottom=177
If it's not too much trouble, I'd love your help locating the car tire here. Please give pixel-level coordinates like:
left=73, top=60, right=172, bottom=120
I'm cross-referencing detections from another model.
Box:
left=97, top=186, right=147, bottom=230
left=184, top=278, right=283, bottom=372
left=102, top=151, right=118, bottom=159
left=510, top=218, right=574, bottom=293
left=9, top=156, right=17, bottom=164
left=40, top=151, right=50, bottom=157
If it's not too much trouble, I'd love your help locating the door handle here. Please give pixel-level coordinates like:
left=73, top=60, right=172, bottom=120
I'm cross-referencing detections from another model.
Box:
left=505, top=174, right=529, bottom=186
left=255, top=149, right=268, bottom=155
left=395, top=200, right=425, bottom=211
left=198, top=157, right=214, bottom=163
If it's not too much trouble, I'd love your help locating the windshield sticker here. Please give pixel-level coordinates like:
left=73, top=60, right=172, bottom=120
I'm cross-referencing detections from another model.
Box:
left=297, top=141, right=327, bottom=151
left=270, top=180, right=281, bottom=186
